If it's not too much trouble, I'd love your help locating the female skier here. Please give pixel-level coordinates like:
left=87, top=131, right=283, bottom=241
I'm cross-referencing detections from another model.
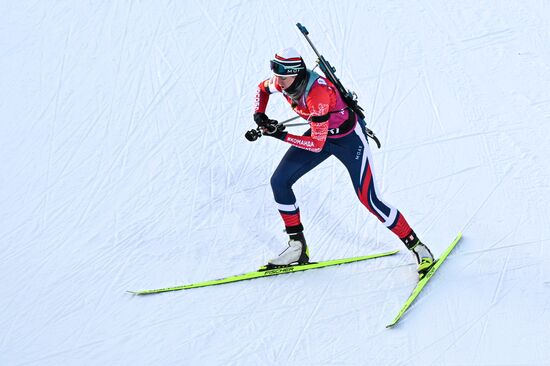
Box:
left=253, top=47, right=434, bottom=276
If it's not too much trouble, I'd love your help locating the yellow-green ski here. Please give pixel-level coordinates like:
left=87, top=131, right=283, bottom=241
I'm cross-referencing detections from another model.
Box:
left=128, top=250, right=399, bottom=295
left=386, top=232, right=463, bottom=328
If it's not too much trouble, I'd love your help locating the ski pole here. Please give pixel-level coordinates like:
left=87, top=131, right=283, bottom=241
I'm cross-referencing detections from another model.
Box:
left=283, top=122, right=309, bottom=127
left=280, top=115, right=301, bottom=125
left=245, top=115, right=308, bottom=141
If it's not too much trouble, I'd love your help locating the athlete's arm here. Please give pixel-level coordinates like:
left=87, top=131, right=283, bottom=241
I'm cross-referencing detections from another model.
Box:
left=280, top=82, right=332, bottom=153
left=254, top=78, right=281, bottom=113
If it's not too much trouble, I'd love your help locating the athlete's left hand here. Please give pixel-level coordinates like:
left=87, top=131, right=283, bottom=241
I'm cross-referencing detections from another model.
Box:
left=262, top=123, right=286, bottom=140
left=254, top=112, right=286, bottom=139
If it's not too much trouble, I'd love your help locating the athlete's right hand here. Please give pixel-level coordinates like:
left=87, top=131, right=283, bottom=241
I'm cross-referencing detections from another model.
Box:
left=253, top=112, right=272, bottom=128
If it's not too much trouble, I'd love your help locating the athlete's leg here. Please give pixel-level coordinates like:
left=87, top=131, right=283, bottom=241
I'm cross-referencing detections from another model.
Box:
left=271, top=140, right=330, bottom=233
left=330, top=120, right=417, bottom=244
left=331, top=120, right=434, bottom=274
left=267, top=134, right=331, bottom=266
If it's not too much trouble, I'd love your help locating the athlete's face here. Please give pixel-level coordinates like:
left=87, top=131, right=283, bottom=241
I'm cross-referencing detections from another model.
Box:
left=275, top=75, right=296, bottom=90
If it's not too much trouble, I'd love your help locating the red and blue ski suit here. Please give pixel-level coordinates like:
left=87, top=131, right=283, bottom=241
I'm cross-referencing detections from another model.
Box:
left=254, top=71, right=414, bottom=240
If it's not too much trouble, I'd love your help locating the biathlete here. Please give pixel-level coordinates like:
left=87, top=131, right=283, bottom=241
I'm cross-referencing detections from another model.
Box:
left=253, top=47, right=434, bottom=276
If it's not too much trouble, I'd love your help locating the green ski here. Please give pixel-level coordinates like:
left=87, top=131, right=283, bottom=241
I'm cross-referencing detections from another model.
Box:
left=386, top=232, right=463, bottom=328
left=129, top=250, right=399, bottom=295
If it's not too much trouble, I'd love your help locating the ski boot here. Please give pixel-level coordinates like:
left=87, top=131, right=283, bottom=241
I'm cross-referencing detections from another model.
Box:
left=403, top=232, right=435, bottom=279
left=266, top=232, right=309, bottom=269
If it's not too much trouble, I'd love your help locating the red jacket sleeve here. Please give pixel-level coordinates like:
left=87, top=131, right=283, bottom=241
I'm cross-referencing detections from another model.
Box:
left=254, top=80, right=270, bottom=113
left=283, top=121, right=329, bottom=153
left=254, top=78, right=282, bottom=113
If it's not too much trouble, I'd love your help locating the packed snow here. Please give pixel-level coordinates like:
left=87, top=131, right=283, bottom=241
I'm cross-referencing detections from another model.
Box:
left=1, top=1, right=549, bottom=365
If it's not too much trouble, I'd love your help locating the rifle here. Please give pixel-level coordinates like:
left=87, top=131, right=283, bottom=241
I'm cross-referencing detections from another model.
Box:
left=296, top=23, right=381, bottom=148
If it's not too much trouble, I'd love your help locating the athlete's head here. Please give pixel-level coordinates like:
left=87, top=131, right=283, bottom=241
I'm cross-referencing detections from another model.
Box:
left=270, top=47, right=307, bottom=94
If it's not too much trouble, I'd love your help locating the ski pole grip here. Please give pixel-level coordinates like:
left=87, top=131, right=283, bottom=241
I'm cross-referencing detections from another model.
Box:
left=296, top=23, right=308, bottom=35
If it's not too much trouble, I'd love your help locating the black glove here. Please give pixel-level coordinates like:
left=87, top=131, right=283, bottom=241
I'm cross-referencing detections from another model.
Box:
left=262, top=123, right=286, bottom=140
left=253, top=112, right=286, bottom=139
left=253, top=112, right=271, bottom=128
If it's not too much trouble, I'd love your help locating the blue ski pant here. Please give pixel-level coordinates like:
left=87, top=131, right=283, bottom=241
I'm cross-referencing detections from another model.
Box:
left=270, top=119, right=413, bottom=239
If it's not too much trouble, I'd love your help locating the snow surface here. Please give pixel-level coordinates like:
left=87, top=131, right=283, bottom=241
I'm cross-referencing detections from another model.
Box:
left=1, top=1, right=550, bottom=365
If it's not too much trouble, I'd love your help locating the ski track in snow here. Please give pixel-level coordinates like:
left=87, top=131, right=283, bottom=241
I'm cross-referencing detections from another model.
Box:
left=1, top=1, right=550, bottom=365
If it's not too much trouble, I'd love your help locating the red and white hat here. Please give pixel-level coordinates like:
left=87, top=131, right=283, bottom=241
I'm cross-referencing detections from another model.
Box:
left=270, top=47, right=306, bottom=76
